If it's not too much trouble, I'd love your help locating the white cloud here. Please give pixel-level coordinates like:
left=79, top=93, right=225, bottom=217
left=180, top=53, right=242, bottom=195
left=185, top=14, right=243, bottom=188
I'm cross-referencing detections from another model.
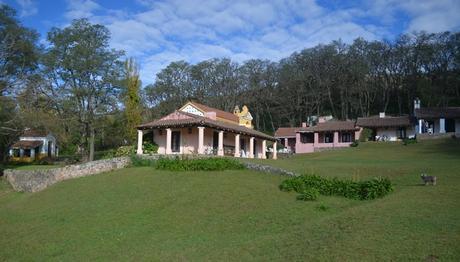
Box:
left=16, top=0, right=37, bottom=17
left=58, top=0, right=460, bottom=85
left=65, top=0, right=100, bottom=20
left=400, top=0, right=460, bottom=32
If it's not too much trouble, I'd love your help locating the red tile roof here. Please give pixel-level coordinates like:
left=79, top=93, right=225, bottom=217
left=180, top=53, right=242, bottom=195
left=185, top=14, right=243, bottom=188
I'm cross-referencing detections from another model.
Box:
left=22, top=129, right=48, bottom=137
left=11, top=140, right=43, bottom=149
left=274, top=127, right=299, bottom=138
left=138, top=111, right=275, bottom=141
left=415, top=107, right=460, bottom=119
left=356, top=116, right=411, bottom=127
left=189, top=101, right=240, bottom=123
left=299, top=121, right=358, bottom=132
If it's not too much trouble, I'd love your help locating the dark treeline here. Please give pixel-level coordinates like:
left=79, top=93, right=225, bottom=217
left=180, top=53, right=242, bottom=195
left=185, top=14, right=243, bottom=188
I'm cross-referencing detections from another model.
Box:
left=1, top=3, right=459, bottom=162
left=145, top=33, right=460, bottom=132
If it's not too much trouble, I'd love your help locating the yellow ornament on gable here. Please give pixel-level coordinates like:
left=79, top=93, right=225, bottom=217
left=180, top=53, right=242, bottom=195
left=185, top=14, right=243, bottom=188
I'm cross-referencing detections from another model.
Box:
left=233, top=105, right=254, bottom=129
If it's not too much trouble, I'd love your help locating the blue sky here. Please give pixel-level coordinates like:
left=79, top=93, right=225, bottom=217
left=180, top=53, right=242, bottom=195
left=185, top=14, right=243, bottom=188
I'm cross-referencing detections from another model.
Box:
left=2, top=0, right=460, bottom=85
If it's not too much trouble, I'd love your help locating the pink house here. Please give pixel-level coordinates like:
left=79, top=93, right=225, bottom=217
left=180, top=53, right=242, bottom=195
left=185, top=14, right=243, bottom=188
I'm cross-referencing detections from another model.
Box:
left=275, top=118, right=361, bottom=154
left=136, top=101, right=277, bottom=159
left=274, top=126, right=300, bottom=152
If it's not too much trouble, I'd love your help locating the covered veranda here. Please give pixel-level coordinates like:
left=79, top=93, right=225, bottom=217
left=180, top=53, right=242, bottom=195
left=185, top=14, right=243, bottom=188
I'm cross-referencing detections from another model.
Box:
left=136, top=113, right=277, bottom=159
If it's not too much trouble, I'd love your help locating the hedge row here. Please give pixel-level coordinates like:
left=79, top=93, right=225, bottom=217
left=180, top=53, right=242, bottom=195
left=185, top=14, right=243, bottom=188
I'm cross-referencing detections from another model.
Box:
left=130, top=155, right=245, bottom=171
left=280, top=174, right=393, bottom=201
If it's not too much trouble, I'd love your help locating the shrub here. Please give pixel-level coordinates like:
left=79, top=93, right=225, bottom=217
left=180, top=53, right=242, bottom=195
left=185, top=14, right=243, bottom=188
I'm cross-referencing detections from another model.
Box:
left=94, top=149, right=116, bottom=160
left=143, top=142, right=159, bottom=154
left=402, top=137, right=417, bottom=146
left=296, top=188, right=319, bottom=201
left=280, top=174, right=393, bottom=201
left=350, top=140, right=359, bottom=147
left=359, top=128, right=373, bottom=142
left=279, top=177, right=305, bottom=192
left=115, top=145, right=136, bottom=157
left=130, top=156, right=245, bottom=171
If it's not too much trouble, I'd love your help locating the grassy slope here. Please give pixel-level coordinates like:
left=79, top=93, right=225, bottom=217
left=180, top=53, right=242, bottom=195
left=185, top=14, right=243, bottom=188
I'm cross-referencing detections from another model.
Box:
left=0, top=139, right=459, bottom=261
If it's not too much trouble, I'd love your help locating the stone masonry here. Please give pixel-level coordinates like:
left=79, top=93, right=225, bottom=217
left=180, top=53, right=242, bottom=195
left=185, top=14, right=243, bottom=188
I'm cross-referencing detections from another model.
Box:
left=4, top=157, right=130, bottom=192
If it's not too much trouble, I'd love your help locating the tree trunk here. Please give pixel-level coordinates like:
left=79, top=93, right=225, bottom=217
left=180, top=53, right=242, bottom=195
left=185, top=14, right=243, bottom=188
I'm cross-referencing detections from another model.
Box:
left=89, top=125, right=95, bottom=161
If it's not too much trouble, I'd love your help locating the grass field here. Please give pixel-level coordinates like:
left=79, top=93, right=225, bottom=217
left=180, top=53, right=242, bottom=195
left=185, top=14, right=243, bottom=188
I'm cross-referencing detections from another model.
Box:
left=0, top=139, right=459, bottom=261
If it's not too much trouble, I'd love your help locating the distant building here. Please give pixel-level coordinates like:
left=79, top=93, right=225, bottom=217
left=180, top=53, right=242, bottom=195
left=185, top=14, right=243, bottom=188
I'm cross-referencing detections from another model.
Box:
left=274, top=126, right=300, bottom=153
left=413, top=98, right=460, bottom=135
left=9, top=129, right=58, bottom=162
left=136, top=101, right=277, bottom=159
left=275, top=117, right=361, bottom=154
left=275, top=99, right=460, bottom=153
left=356, top=113, right=415, bottom=141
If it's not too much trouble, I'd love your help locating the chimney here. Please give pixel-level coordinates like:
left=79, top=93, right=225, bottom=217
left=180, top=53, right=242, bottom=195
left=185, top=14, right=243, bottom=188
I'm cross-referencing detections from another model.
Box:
left=379, top=112, right=385, bottom=118
left=414, top=98, right=421, bottom=110
left=301, top=122, right=307, bottom=127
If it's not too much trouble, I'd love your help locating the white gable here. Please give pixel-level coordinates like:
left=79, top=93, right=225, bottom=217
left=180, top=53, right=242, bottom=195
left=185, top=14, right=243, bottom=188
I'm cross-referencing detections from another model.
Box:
left=181, top=104, right=204, bottom=116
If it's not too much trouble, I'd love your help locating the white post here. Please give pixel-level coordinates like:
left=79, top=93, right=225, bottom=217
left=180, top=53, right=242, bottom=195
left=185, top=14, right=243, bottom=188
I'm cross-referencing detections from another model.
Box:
left=262, top=140, right=267, bottom=159
left=198, top=127, right=205, bottom=154
left=137, top=130, right=143, bottom=155
left=166, top=128, right=172, bottom=154
left=19, top=148, right=24, bottom=157
left=234, top=134, right=240, bottom=157
left=440, top=118, right=446, bottom=133
left=30, top=148, right=35, bottom=159
left=273, top=141, right=277, bottom=160
left=218, top=130, right=224, bottom=156
left=418, top=119, right=423, bottom=134
left=249, top=137, right=255, bottom=158
left=333, top=131, right=339, bottom=145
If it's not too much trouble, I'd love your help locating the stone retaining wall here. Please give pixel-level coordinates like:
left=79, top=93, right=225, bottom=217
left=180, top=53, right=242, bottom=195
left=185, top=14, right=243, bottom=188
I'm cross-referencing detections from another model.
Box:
left=242, top=162, right=298, bottom=177
left=4, top=155, right=296, bottom=193
left=4, top=157, right=130, bottom=193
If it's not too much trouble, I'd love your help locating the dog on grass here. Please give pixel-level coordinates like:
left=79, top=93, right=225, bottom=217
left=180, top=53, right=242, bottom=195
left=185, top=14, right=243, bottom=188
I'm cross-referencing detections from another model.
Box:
left=421, top=173, right=437, bottom=186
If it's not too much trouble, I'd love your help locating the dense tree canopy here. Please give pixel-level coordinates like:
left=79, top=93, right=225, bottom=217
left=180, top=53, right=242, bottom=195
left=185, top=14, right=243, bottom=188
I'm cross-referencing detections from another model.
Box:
left=41, top=19, right=124, bottom=161
left=0, top=5, right=39, bottom=161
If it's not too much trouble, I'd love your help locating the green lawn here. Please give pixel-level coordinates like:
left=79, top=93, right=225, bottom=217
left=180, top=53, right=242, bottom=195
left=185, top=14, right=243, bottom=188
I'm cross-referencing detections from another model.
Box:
left=0, top=139, right=459, bottom=261
left=1, top=163, right=58, bottom=171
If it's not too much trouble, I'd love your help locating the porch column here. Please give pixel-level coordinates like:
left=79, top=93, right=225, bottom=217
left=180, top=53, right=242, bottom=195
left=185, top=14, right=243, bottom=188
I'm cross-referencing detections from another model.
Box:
left=284, top=138, right=288, bottom=147
left=314, top=132, right=319, bottom=147
left=30, top=148, right=35, bottom=159
left=439, top=118, right=446, bottom=133
left=262, top=140, right=267, bottom=159
left=249, top=137, right=255, bottom=158
left=137, top=129, right=143, bottom=155
left=272, top=141, right=277, bottom=160
left=355, top=128, right=361, bottom=141
left=333, top=131, right=339, bottom=145
left=19, top=148, right=24, bottom=157
left=166, top=128, right=172, bottom=154
left=418, top=119, right=423, bottom=134
left=198, top=126, right=205, bottom=154
left=234, top=134, right=240, bottom=157
left=218, top=130, right=224, bottom=156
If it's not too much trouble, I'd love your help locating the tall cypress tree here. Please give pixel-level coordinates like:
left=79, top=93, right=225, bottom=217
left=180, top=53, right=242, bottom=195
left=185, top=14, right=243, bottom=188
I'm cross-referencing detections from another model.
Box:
left=123, top=58, right=142, bottom=144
